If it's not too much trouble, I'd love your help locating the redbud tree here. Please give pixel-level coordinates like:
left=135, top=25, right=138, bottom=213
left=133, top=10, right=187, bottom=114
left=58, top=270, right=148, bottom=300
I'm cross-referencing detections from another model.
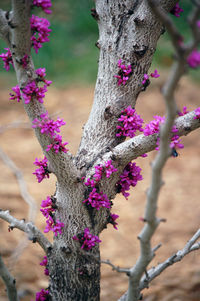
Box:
left=0, top=1, right=200, bottom=301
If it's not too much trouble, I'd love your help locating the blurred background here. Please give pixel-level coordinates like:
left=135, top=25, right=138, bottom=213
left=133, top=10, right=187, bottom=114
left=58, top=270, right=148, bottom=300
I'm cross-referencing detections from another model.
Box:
left=0, top=1, right=200, bottom=300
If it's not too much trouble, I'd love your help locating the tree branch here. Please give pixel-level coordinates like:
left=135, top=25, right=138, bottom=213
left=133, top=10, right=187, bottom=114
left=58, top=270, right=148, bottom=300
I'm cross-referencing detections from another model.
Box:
left=0, top=255, right=19, bottom=301
left=0, top=147, right=37, bottom=222
left=0, top=210, right=52, bottom=253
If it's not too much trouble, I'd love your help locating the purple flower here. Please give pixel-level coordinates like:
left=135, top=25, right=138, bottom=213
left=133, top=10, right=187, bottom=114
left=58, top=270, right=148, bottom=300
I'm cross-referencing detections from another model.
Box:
left=36, top=68, right=52, bottom=86
left=84, top=178, right=96, bottom=188
left=116, top=162, right=143, bottom=199
left=33, top=0, right=52, bottom=14
left=30, top=15, right=51, bottom=53
left=108, top=213, right=119, bottom=230
left=83, top=188, right=111, bottom=210
left=150, top=69, right=160, bottom=78
left=170, top=135, right=184, bottom=149
left=194, top=107, right=200, bottom=120
left=9, top=85, right=21, bottom=102
left=73, top=228, right=101, bottom=251
left=35, top=288, right=49, bottom=301
left=93, top=164, right=103, bottom=182
left=187, top=49, right=200, bottom=69
left=142, top=73, right=149, bottom=85
left=46, top=134, right=69, bottom=154
left=143, top=115, right=165, bottom=136
left=33, top=156, right=50, bottom=183
left=114, top=59, right=132, bottom=86
left=32, top=112, right=65, bottom=138
left=0, top=48, right=13, bottom=71
left=105, top=160, right=118, bottom=178
left=116, top=106, right=144, bottom=138
left=21, top=54, right=29, bottom=68
left=21, top=81, right=48, bottom=104
left=170, top=2, right=184, bottom=17
left=178, top=106, right=189, bottom=116
left=40, top=256, right=49, bottom=276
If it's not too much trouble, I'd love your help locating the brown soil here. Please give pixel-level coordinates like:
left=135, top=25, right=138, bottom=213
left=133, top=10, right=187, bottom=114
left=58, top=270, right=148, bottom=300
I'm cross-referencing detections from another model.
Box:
left=0, top=77, right=200, bottom=301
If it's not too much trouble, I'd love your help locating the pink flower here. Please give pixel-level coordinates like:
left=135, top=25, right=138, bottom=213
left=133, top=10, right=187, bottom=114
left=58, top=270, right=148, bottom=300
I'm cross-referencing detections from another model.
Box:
left=108, top=213, right=119, bottom=230
left=114, top=59, right=132, bottom=86
left=73, top=228, right=101, bottom=251
left=116, top=106, right=144, bottom=138
left=194, top=107, right=200, bottom=120
left=35, top=289, right=49, bottom=301
left=143, top=115, right=165, bottom=136
left=46, top=134, right=69, bottom=154
left=33, top=0, right=52, bottom=14
left=170, top=135, right=184, bottom=149
left=178, top=106, right=189, bottom=116
left=83, top=188, right=111, bottom=210
left=35, top=68, right=52, bottom=86
left=21, top=54, right=29, bottom=68
left=105, top=160, right=118, bottom=178
left=30, top=15, right=51, bottom=53
left=187, top=49, right=200, bottom=69
left=170, top=2, right=184, bottom=17
left=142, top=74, right=149, bottom=85
left=33, top=156, right=50, bottom=183
left=0, top=48, right=13, bottom=71
left=21, top=81, right=48, bottom=104
left=150, top=69, right=160, bottom=78
left=9, top=85, right=21, bottom=102
left=116, top=162, right=143, bottom=199
left=40, top=256, right=49, bottom=276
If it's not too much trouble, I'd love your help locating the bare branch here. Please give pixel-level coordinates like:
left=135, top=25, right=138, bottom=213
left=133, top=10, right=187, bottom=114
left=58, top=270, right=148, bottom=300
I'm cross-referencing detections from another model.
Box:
left=101, top=259, right=130, bottom=274
left=0, top=210, right=52, bottom=253
left=0, top=147, right=37, bottom=222
left=139, top=229, right=200, bottom=290
left=0, top=255, right=19, bottom=301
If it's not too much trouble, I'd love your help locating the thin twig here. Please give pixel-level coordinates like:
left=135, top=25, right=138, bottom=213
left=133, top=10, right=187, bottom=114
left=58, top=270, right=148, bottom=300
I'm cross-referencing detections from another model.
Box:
left=0, top=147, right=37, bottom=222
left=0, top=255, right=19, bottom=301
left=101, top=260, right=130, bottom=274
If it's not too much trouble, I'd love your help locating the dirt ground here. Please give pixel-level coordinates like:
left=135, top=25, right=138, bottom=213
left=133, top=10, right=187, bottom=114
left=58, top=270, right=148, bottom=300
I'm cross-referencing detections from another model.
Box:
left=0, top=76, right=200, bottom=301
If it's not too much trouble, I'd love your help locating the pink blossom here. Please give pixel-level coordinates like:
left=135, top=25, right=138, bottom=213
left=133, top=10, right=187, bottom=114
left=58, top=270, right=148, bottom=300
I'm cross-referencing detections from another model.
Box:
left=108, top=213, right=119, bottom=230
left=32, top=112, right=65, bottom=138
left=116, top=106, right=144, bottom=138
left=170, top=135, right=184, bottom=149
left=30, top=15, right=51, bottom=53
left=105, top=160, right=118, bottom=178
left=150, top=69, right=160, bottom=78
left=33, top=156, right=50, bottom=183
left=93, top=164, right=103, bottom=182
left=40, top=256, right=49, bottom=276
left=9, top=85, right=21, bottom=102
left=178, top=106, right=189, bottom=116
left=33, top=0, right=52, bottom=14
left=170, top=2, right=184, bottom=17
left=187, top=49, right=200, bottom=69
left=194, top=107, right=200, bottom=120
left=84, top=178, right=96, bottom=187
left=21, top=81, right=48, bottom=104
left=43, top=216, right=64, bottom=236
left=114, top=59, right=132, bottom=86
left=142, top=73, right=149, bottom=85
left=21, top=54, right=29, bottom=68
left=35, top=289, right=49, bottom=301
left=143, top=115, right=165, bottom=136
left=0, top=48, right=13, bottom=71
left=116, top=162, right=143, bottom=199
left=35, top=67, right=52, bottom=86
left=46, top=134, right=69, bottom=154
left=73, top=228, right=101, bottom=251
left=83, top=188, right=111, bottom=210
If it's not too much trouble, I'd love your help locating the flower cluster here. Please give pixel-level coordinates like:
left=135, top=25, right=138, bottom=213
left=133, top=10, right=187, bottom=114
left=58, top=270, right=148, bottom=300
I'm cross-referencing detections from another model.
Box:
left=83, top=188, right=111, bottom=210
left=116, top=106, right=144, bottom=138
left=178, top=106, right=189, bottom=116
left=9, top=85, right=21, bottom=102
left=0, top=48, right=13, bottom=71
left=33, top=0, right=52, bottom=14
left=187, top=49, right=200, bottom=69
left=142, top=69, right=160, bottom=85
left=40, top=196, right=64, bottom=236
left=33, top=156, right=50, bottom=183
left=35, top=288, right=49, bottom=301
left=170, top=2, right=184, bottom=17
left=40, top=256, right=49, bottom=276
left=36, top=68, right=52, bottom=86
left=30, top=15, right=51, bottom=53
left=194, top=107, right=200, bottom=120
left=104, top=160, right=118, bottom=178
left=73, top=228, right=101, bottom=251
left=116, top=162, right=143, bottom=199
left=32, top=112, right=68, bottom=154
left=114, top=59, right=132, bottom=86
left=108, top=213, right=119, bottom=230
